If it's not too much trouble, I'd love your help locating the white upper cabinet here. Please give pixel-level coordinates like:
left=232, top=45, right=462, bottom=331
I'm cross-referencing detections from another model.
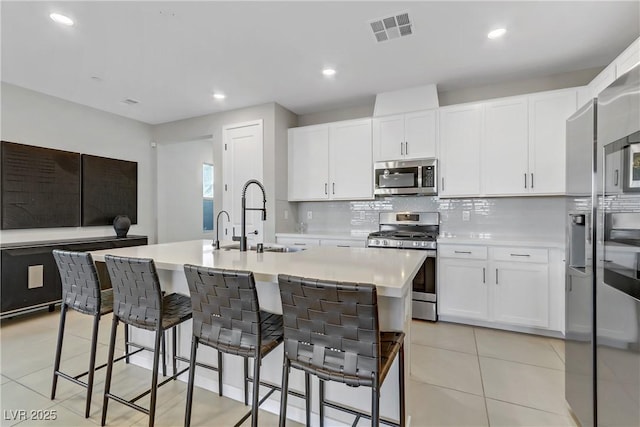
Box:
left=329, top=118, right=373, bottom=200
left=288, top=125, right=329, bottom=200
left=373, top=109, right=437, bottom=161
left=288, top=118, right=373, bottom=201
left=528, top=89, right=577, bottom=195
left=482, top=97, right=529, bottom=195
left=439, top=103, right=483, bottom=197
left=439, top=88, right=578, bottom=198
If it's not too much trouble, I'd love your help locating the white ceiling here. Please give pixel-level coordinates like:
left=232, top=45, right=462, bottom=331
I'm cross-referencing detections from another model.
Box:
left=2, top=1, right=639, bottom=125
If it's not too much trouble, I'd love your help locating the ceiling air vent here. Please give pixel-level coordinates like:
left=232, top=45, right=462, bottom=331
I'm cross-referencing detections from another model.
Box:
left=121, top=98, right=139, bottom=105
left=369, top=11, right=412, bottom=43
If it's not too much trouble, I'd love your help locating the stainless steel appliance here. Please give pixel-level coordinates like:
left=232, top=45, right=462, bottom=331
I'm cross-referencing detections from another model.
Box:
left=595, top=65, right=639, bottom=427
left=565, top=64, right=640, bottom=427
left=374, top=159, right=437, bottom=196
left=367, top=212, right=439, bottom=321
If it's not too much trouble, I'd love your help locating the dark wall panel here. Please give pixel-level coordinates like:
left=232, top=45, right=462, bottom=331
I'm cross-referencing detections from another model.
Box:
left=1, top=141, right=81, bottom=229
left=81, top=154, right=138, bottom=226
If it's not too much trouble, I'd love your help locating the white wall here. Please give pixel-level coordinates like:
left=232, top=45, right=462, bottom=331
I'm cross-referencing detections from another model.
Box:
left=156, top=138, right=214, bottom=243
left=0, top=83, right=156, bottom=244
left=152, top=102, right=297, bottom=242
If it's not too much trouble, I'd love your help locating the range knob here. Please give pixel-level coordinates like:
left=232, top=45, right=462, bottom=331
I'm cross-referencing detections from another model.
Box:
left=370, top=239, right=378, bottom=246
left=383, top=240, right=388, bottom=246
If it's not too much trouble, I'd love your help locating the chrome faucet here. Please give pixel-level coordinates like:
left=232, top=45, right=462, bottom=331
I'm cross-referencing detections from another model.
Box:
left=213, top=210, right=230, bottom=250
left=239, top=179, right=266, bottom=252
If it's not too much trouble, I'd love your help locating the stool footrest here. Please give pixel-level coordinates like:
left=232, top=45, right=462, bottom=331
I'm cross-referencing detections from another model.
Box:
left=129, top=366, right=189, bottom=404
left=105, top=392, right=150, bottom=415
left=323, top=398, right=400, bottom=427
left=174, top=355, right=219, bottom=373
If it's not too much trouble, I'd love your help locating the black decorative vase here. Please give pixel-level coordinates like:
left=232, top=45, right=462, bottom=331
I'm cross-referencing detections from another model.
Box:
left=113, top=215, right=131, bottom=238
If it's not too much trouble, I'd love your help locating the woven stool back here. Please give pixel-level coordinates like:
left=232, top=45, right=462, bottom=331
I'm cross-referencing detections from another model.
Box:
left=104, top=255, right=163, bottom=331
left=278, top=274, right=380, bottom=387
left=52, top=249, right=102, bottom=316
left=183, top=265, right=261, bottom=357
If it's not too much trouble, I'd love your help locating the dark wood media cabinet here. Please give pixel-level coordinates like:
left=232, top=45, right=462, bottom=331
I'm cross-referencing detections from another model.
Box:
left=1, top=235, right=148, bottom=318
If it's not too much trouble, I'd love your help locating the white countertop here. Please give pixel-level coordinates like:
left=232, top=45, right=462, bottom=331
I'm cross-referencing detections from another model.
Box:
left=276, top=232, right=369, bottom=240
left=90, top=239, right=425, bottom=297
left=437, top=235, right=565, bottom=249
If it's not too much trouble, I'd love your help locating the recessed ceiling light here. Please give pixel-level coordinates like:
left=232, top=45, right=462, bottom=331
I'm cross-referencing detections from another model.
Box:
left=487, top=28, right=506, bottom=39
left=50, top=13, right=74, bottom=26
left=322, top=68, right=336, bottom=77
left=213, top=93, right=226, bottom=100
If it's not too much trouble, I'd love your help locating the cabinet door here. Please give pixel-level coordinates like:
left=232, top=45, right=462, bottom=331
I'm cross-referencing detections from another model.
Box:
left=529, top=89, right=577, bottom=194
left=329, top=119, right=373, bottom=200
left=439, top=258, right=489, bottom=320
left=483, top=98, right=529, bottom=195
left=492, top=262, right=549, bottom=328
left=404, top=110, right=437, bottom=159
left=288, top=125, right=329, bottom=200
left=604, top=150, right=623, bottom=195
left=373, top=115, right=404, bottom=161
left=439, top=104, right=483, bottom=196
left=224, top=122, right=264, bottom=244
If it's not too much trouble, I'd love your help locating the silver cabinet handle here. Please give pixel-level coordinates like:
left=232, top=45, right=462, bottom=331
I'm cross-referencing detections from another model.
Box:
left=524, top=173, right=527, bottom=189
left=568, top=276, right=572, bottom=292
left=615, top=169, right=619, bottom=186
left=482, top=267, right=486, bottom=283
left=332, top=183, right=335, bottom=194
left=510, top=253, right=531, bottom=257
left=337, top=245, right=350, bottom=248
left=496, top=268, right=499, bottom=284
left=531, top=173, right=534, bottom=189
left=442, top=177, right=445, bottom=191
left=294, top=243, right=306, bottom=246
left=454, top=251, right=472, bottom=254
left=324, top=183, right=328, bottom=195
left=400, top=142, right=404, bottom=155
left=405, top=141, right=408, bottom=155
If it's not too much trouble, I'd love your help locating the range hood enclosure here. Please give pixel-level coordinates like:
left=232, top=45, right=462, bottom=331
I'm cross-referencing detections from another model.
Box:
left=373, top=84, right=439, bottom=116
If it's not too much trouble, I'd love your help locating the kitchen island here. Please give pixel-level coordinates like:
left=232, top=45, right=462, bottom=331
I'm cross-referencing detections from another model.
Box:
left=90, top=240, right=425, bottom=425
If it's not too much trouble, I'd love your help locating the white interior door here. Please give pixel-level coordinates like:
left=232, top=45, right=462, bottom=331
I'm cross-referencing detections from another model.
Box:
left=223, top=120, right=263, bottom=245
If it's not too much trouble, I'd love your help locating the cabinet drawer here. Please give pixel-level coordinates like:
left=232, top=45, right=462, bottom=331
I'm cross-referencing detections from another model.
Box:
left=276, top=237, right=320, bottom=247
left=320, top=239, right=366, bottom=248
left=439, top=245, right=487, bottom=260
left=490, top=247, right=548, bottom=263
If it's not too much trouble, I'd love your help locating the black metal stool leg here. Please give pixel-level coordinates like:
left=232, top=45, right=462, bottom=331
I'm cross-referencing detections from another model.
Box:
left=184, top=337, right=199, bottom=427
left=217, top=351, right=223, bottom=396
left=243, top=357, right=249, bottom=406
left=371, top=379, right=380, bottom=427
left=51, top=303, right=67, bottom=400
left=124, top=323, right=130, bottom=364
left=101, top=316, right=119, bottom=426
left=84, top=314, right=100, bottom=418
left=148, top=328, right=163, bottom=427
left=172, top=326, right=178, bottom=378
left=278, top=357, right=290, bottom=427
left=399, top=342, right=406, bottom=427
left=305, top=372, right=311, bottom=427
left=251, top=356, right=261, bottom=427
left=161, top=331, right=167, bottom=377
left=319, top=379, right=325, bottom=427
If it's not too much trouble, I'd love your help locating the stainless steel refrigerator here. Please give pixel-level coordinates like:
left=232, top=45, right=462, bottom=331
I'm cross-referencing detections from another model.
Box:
left=565, top=65, right=640, bottom=427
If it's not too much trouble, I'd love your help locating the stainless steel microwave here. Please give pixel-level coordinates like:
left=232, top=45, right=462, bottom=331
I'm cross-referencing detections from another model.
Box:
left=374, top=159, right=438, bottom=196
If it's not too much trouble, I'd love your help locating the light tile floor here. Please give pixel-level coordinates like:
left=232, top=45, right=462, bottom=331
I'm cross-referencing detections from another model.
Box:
left=0, top=309, right=576, bottom=426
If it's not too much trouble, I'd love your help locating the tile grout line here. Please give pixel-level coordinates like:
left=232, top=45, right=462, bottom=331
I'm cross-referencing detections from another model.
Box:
left=473, top=327, right=492, bottom=427
left=485, top=396, right=576, bottom=420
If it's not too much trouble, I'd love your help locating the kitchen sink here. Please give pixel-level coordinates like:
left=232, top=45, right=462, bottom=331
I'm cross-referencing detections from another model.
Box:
left=219, top=243, right=304, bottom=253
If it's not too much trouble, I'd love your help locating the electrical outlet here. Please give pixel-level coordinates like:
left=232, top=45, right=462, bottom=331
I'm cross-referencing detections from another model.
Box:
left=284, top=210, right=289, bottom=220
left=462, top=211, right=470, bottom=221
left=307, top=211, right=313, bottom=220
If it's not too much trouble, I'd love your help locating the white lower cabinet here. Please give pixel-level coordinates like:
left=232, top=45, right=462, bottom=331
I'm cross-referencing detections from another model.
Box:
left=276, top=237, right=320, bottom=247
left=439, top=258, right=489, bottom=320
left=492, top=261, right=549, bottom=328
left=439, top=243, right=555, bottom=332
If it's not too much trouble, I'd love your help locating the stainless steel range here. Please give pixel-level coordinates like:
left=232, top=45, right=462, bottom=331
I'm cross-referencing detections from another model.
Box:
left=367, top=212, right=439, bottom=321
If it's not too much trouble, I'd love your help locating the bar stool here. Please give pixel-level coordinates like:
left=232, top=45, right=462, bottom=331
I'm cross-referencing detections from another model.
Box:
left=183, top=265, right=284, bottom=427
left=51, top=249, right=142, bottom=418
left=277, top=274, right=406, bottom=427
left=101, top=255, right=192, bottom=427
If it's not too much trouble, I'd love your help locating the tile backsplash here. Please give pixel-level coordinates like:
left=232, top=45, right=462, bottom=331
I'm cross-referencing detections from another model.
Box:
left=297, top=196, right=567, bottom=240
